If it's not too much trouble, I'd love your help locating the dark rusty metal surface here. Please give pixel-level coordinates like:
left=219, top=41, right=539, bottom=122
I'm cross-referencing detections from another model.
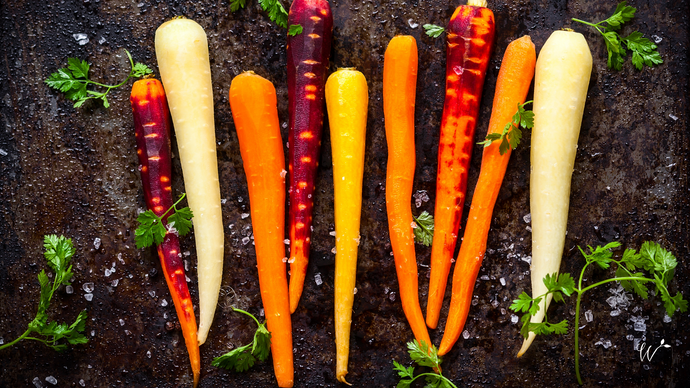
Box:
left=1, top=0, right=689, bottom=386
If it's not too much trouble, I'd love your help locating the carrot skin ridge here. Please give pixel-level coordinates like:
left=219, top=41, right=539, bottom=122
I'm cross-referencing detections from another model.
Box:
left=286, top=0, right=334, bottom=314
left=438, top=36, right=536, bottom=356
left=229, top=72, right=294, bottom=388
left=383, top=36, right=432, bottom=348
left=131, top=79, right=200, bottom=387
left=426, top=4, right=495, bottom=329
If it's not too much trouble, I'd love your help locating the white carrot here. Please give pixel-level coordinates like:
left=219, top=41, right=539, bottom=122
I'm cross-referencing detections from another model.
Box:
left=155, top=18, right=224, bottom=345
left=518, top=30, right=592, bottom=356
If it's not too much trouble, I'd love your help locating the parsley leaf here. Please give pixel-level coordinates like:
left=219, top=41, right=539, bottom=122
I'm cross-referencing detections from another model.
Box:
left=478, top=101, right=533, bottom=155
left=412, top=211, right=434, bottom=247
left=392, top=340, right=457, bottom=388
left=230, top=0, right=248, bottom=12
left=288, top=24, right=303, bottom=36
left=212, top=307, right=272, bottom=373
left=46, top=49, right=153, bottom=108
left=135, top=193, right=194, bottom=249
left=423, top=24, right=445, bottom=38
left=0, top=235, right=88, bottom=352
left=572, top=1, right=662, bottom=70
left=228, top=0, right=302, bottom=33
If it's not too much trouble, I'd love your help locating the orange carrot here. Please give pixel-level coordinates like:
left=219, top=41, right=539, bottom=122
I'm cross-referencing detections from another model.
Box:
left=438, top=36, right=536, bottom=356
left=383, top=36, right=432, bottom=348
left=130, top=79, right=200, bottom=387
left=229, top=72, right=293, bottom=388
left=426, top=0, right=495, bottom=329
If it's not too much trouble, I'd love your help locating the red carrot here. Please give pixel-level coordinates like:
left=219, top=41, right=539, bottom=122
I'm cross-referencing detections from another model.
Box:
left=426, top=0, right=495, bottom=330
left=286, top=0, right=334, bottom=314
left=131, top=79, right=200, bottom=387
left=230, top=72, right=293, bottom=388
left=438, top=36, right=536, bottom=356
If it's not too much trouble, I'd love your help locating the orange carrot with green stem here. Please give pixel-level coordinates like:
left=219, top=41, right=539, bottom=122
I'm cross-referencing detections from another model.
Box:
left=426, top=0, right=495, bottom=329
left=438, top=35, right=536, bottom=356
left=131, top=79, right=200, bottom=386
left=229, top=72, right=294, bottom=388
left=383, top=36, right=432, bottom=349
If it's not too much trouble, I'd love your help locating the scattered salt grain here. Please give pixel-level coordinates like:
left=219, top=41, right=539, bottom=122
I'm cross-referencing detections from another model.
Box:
left=284, top=239, right=290, bottom=245
left=184, top=260, right=189, bottom=271
left=66, top=285, right=74, bottom=294
left=125, top=330, right=132, bottom=335
left=353, top=288, right=358, bottom=295
left=44, top=375, right=57, bottom=384
left=147, top=350, right=152, bottom=358
left=411, top=222, right=418, bottom=229
left=462, top=330, right=470, bottom=339
left=523, top=213, right=531, bottom=224
left=98, top=36, right=107, bottom=45
left=32, top=377, right=43, bottom=388
left=183, top=251, right=191, bottom=257
left=407, top=19, right=418, bottom=28
left=331, top=247, right=337, bottom=254
left=594, top=338, right=612, bottom=349
left=626, top=335, right=634, bottom=341
left=79, top=379, right=85, bottom=387
left=282, top=257, right=288, bottom=263
left=663, top=314, right=672, bottom=323
left=389, top=292, right=396, bottom=302
left=585, top=310, right=593, bottom=322
left=93, top=238, right=101, bottom=250
left=221, top=198, right=227, bottom=204
left=329, top=231, right=336, bottom=236
left=149, top=291, right=156, bottom=298
left=610, top=310, right=621, bottom=317
left=91, top=330, right=95, bottom=337
left=280, top=170, right=287, bottom=178
left=241, top=213, right=250, bottom=219
left=521, top=256, right=532, bottom=265
left=480, top=275, right=490, bottom=281
left=119, top=319, right=125, bottom=326
left=160, top=299, right=168, bottom=307
left=412, top=190, right=430, bottom=208
left=73, top=33, right=89, bottom=45
left=315, top=273, right=323, bottom=286
left=0, top=149, right=7, bottom=156
left=511, top=314, right=519, bottom=324
left=83, top=283, right=95, bottom=293
left=105, top=268, right=112, bottom=277
left=652, top=34, right=663, bottom=43
left=185, top=275, right=191, bottom=283
left=242, top=237, right=250, bottom=245
left=630, top=316, right=647, bottom=332
left=499, top=277, right=506, bottom=286
left=288, top=258, right=295, bottom=264
left=0, top=338, right=3, bottom=345
left=669, top=113, right=678, bottom=121
left=259, top=308, right=264, bottom=317
left=85, top=293, right=93, bottom=301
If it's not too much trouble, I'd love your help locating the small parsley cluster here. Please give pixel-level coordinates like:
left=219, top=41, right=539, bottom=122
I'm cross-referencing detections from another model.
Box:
left=423, top=24, right=445, bottom=38
left=212, top=307, right=272, bottom=372
left=0, top=235, right=88, bottom=352
left=45, top=50, right=152, bottom=108
left=510, top=241, right=687, bottom=384
left=478, top=101, right=534, bottom=155
left=230, top=0, right=302, bottom=36
left=412, top=211, right=434, bottom=247
left=572, top=1, right=663, bottom=70
left=393, top=340, right=457, bottom=388
left=135, top=193, right=194, bottom=249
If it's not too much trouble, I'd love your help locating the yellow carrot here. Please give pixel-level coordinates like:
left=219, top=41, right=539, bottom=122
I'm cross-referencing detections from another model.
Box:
left=155, top=18, right=224, bottom=345
left=325, top=68, right=368, bottom=385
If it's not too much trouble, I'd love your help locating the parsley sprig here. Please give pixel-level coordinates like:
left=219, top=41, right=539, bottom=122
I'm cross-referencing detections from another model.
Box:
left=0, top=235, right=88, bottom=352
left=412, top=211, right=434, bottom=247
left=423, top=24, right=445, bottom=38
left=212, top=307, right=272, bottom=372
left=478, top=101, right=534, bottom=155
left=135, top=193, right=194, bottom=249
left=230, top=0, right=302, bottom=36
left=510, top=241, right=687, bottom=384
left=393, top=340, right=457, bottom=388
left=572, top=1, right=663, bottom=70
left=45, top=50, right=152, bottom=108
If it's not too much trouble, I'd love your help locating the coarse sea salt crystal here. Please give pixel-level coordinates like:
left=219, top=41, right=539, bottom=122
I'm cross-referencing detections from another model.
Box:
left=79, top=379, right=85, bottom=387
left=119, top=319, right=125, bottom=326
left=523, top=213, right=531, bottom=224
left=241, top=213, right=250, bottom=219
left=499, top=277, right=506, bottom=286
left=147, top=350, right=152, bottom=358
left=73, top=33, right=89, bottom=45
left=32, top=377, right=43, bottom=388
left=83, top=282, right=95, bottom=293
left=315, top=273, right=323, bottom=286
left=0, top=149, right=7, bottom=156
left=66, top=285, right=74, bottom=294
left=84, top=293, right=93, bottom=301
left=160, top=299, right=168, bottom=307
left=585, top=310, right=593, bottom=322
left=93, top=237, right=101, bottom=250
left=462, top=330, right=470, bottom=339
left=511, top=314, right=519, bottom=324
left=242, top=237, right=250, bottom=245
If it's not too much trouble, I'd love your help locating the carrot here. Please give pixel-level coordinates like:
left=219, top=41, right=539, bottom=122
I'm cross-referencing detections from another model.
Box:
left=155, top=18, right=225, bottom=345
left=286, top=0, right=334, bottom=314
left=426, top=0, right=495, bottom=330
left=229, top=71, right=293, bottom=388
left=131, top=79, right=201, bottom=387
left=325, top=68, right=368, bottom=384
left=383, top=36, right=432, bottom=348
left=437, top=36, right=536, bottom=356
left=517, top=30, right=592, bottom=357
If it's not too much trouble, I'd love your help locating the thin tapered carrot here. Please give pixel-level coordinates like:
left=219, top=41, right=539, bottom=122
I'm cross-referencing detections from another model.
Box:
left=286, top=0, right=334, bottom=314
left=438, top=36, right=536, bottom=356
left=229, top=72, right=293, bottom=388
left=383, top=36, right=432, bottom=348
left=325, top=68, right=368, bottom=385
left=426, top=0, right=495, bottom=329
left=131, top=79, right=201, bottom=387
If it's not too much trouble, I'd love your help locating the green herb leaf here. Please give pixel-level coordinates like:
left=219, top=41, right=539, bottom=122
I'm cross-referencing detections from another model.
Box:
left=543, top=273, right=576, bottom=297
left=230, top=0, right=247, bottom=12
left=135, top=210, right=167, bottom=249
left=412, top=211, right=434, bottom=247
left=259, top=0, right=289, bottom=28
left=167, top=207, right=194, bottom=237
left=510, top=292, right=534, bottom=313
left=603, top=1, right=636, bottom=31
left=212, top=308, right=272, bottom=373
left=132, top=62, right=153, bottom=78
left=423, top=24, right=445, bottom=38
left=408, top=340, right=441, bottom=369
left=479, top=101, right=533, bottom=155
left=288, top=24, right=303, bottom=36
left=67, top=58, right=90, bottom=79
left=393, top=340, right=457, bottom=388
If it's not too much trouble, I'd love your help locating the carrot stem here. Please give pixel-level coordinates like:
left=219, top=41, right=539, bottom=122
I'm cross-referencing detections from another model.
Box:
left=438, top=36, right=536, bottom=356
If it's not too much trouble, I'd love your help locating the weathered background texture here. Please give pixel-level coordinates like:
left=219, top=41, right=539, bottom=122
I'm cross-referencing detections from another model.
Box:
left=0, top=0, right=688, bottom=386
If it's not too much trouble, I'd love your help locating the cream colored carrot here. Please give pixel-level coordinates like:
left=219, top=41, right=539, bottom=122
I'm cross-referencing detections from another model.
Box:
left=155, top=18, right=224, bottom=345
left=325, top=68, right=368, bottom=384
left=517, top=30, right=592, bottom=357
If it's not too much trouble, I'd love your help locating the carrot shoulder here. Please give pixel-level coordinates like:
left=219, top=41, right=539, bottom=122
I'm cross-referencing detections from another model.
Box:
left=131, top=79, right=201, bottom=387
left=326, top=68, right=368, bottom=384
left=383, top=36, right=432, bottom=348
left=286, top=0, right=334, bottom=314
left=438, top=36, right=536, bottom=356
left=426, top=0, right=495, bottom=329
left=229, top=72, right=293, bottom=388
